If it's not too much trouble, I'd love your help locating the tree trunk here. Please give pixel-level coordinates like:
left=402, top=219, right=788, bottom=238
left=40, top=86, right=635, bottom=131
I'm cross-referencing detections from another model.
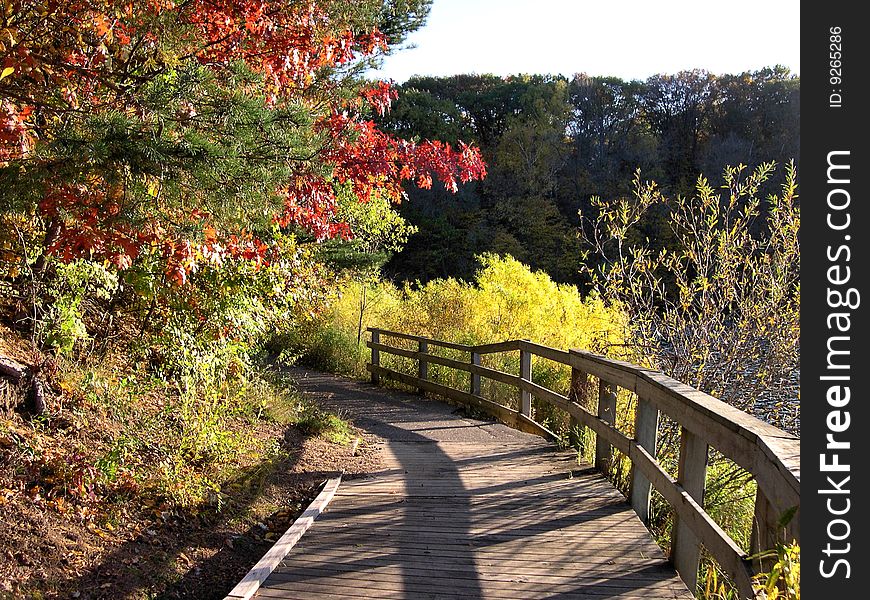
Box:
left=32, top=217, right=61, bottom=278
left=0, top=356, right=27, bottom=382
left=0, top=354, right=47, bottom=416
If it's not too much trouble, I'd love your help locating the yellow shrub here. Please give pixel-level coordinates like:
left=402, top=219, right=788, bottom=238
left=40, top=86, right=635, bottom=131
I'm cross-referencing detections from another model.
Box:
left=298, top=254, right=629, bottom=426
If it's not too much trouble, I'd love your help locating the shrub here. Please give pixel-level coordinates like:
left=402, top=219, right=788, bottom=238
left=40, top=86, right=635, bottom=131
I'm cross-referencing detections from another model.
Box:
left=286, top=254, right=629, bottom=432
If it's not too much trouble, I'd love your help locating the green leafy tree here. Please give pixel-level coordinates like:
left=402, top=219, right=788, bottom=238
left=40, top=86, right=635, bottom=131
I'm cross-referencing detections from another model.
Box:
left=580, top=161, right=799, bottom=432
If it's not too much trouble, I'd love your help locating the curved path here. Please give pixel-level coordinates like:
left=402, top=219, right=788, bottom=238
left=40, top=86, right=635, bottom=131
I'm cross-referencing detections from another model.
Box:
left=253, top=368, right=692, bottom=599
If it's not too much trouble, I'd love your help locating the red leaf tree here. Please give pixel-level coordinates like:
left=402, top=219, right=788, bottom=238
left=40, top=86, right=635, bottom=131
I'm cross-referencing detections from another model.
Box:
left=0, top=0, right=485, bottom=284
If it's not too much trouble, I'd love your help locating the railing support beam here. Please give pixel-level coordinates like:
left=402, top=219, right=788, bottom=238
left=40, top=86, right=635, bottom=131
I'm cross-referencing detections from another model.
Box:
left=568, top=362, right=589, bottom=449
left=595, top=381, right=617, bottom=473
left=470, top=352, right=481, bottom=396
left=630, top=397, right=659, bottom=524
left=519, top=345, right=532, bottom=418
left=750, top=488, right=796, bottom=574
left=370, top=329, right=380, bottom=385
left=671, top=427, right=708, bottom=592
left=417, top=340, right=428, bottom=395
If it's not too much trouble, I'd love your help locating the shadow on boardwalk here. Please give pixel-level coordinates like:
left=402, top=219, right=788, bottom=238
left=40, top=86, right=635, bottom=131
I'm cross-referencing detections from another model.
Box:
left=253, top=368, right=692, bottom=600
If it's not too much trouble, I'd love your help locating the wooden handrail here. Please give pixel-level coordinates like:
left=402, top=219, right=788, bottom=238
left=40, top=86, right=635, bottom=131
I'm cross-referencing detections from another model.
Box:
left=366, top=328, right=800, bottom=599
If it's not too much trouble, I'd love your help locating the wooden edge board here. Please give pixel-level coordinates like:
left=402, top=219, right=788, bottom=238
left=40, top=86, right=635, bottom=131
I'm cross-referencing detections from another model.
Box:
left=367, top=328, right=473, bottom=352
left=569, top=350, right=799, bottom=494
left=366, top=364, right=555, bottom=440
left=223, top=475, right=343, bottom=600
left=368, top=341, right=521, bottom=387
left=472, top=340, right=522, bottom=354
left=518, top=340, right=571, bottom=365
left=517, top=413, right=560, bottom=442
left=368, top=329, right=534, bottom=356
left=628, top=444, right=756, bottom=598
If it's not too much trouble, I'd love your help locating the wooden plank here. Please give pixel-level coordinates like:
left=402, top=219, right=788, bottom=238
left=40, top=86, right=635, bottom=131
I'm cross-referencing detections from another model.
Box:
left=519, top=346, right=532, bottom=418
left=629, top=397, right=658, bottom=525
left=292, top=543, right=671, bottom=564
left=639, top=368, right=800, bottom=511
left=569, top=348, right=800, bottom=519
left=518, top=378, right=632, bottom=456
left=628, top=443, right=755, bottom=599
left=366, top=364, right=554, bottom=439
left=541, top=385, right=629, bottom=454
left=570, top=349, right=643, bottom=392
left=750, top=489, right=779, bottom=573
left=470, top=352, right=481, bottom=396
left=375, top=328, right=474, bottom=352
left=568, top=367, right=587, bottom=447
left=260, top=575, right=688, bottom=600
left=225, top=475, right=342, bottom=600
left=368, top=341, right=522, bottom=389
left=418, top=340, right=428, bottom=394
left=370, top=330, right=380, bottom=385
left=307, top=522, right=661, bottom=539
left=368, top=327, right=472, bottom=352
left=368, top=328, right=522, bottom=355
left=670, top=428, right=708, bottom=593
left=636, top=374, right=800, bottom=517
left=519, top=340, right=571, bottom=365
left=596, top=381, right=617, bottom=473
left=265, top=561, right=688, bottom=586
left=471, top=340, right=521, bottom=354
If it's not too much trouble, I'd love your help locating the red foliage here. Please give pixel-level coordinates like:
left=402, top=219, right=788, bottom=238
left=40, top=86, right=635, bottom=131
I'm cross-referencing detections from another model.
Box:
left=275, top=112, right=486, bottom=242
left=39, top=185, right=149, bottom=271
left=361, top=81, right=399, bottom=116
left=0, top=101, right=33, bottom=163
left=39, top=184, right=273, bottom=285
left=2, top=1, right=486, bottom=283
left=185, top=1, right=388, bottom=101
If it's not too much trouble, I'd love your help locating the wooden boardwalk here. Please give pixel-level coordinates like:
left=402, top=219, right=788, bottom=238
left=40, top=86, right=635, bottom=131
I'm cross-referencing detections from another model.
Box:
left=253, top=369, right=693, bottom=599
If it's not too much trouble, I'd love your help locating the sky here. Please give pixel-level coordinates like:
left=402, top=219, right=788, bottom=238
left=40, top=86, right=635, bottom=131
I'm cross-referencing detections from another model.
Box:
left=367, top=0, right=800, bottom=82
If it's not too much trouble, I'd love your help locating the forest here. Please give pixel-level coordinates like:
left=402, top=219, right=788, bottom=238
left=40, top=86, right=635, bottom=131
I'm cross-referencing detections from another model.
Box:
left=371, top=69, right=799, bottom=286
left=0, top=1, right=798, bottom=599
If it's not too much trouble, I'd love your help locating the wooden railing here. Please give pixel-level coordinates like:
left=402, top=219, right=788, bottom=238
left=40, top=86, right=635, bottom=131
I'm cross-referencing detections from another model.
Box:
left=366, top=328, right=800, bottom=599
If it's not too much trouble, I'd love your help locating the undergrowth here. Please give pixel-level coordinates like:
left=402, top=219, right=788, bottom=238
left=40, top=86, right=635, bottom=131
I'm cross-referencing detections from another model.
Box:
left=1, top=318, right=355, bottom=532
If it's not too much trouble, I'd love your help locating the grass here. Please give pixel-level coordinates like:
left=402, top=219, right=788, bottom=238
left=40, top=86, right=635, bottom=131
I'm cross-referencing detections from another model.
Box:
left=0, top=318, right=369, bottom=599
left=1, top=319, right=357, bottom=514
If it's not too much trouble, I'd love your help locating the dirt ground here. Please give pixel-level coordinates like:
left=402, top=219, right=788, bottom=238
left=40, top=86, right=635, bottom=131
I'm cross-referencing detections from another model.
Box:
left=0, top=363, right=383, bottom=600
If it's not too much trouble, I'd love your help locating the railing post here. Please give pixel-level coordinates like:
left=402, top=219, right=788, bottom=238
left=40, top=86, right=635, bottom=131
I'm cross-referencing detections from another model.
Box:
left=370, top=329, right=380, bottom=385
left=750, top=489, right=788, bottom=574
left=629, top=397, right=659, bottom=524
left=519, top=345, right=532, bottom=418
left=568, top=360, right=589, bottom=449
left=470, top=352, right=481, bottom=396
left=595, top=380, right=617, bottom=473
left=670, top=427, right=708, bottom=592
left=417, top=340, right=428, bottom=395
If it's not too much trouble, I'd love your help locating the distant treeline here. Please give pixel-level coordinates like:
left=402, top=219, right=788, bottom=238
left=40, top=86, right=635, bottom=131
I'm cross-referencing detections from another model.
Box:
left=375, top=68, right=799, bottom=286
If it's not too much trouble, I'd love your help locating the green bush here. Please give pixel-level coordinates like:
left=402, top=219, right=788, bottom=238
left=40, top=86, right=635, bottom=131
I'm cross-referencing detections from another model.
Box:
left=37, top=259, right=118, bottom=354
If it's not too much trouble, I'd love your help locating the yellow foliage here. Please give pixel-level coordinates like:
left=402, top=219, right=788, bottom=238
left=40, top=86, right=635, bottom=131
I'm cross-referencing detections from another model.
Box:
left=472, top=254, right=628, bottom=351
left=298, top=254, right=630, bottom=430
left=753, top=542, right=800, bottom=600
left=330, top=254, right=627, bottom=354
